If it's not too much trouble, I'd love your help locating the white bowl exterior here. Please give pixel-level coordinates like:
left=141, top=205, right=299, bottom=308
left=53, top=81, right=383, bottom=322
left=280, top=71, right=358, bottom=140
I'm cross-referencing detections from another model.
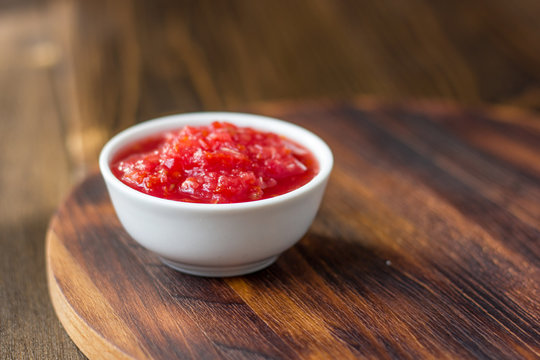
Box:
left=99, top=112, right=333, bottom=271
left=105, top=177, right=328, bottom=266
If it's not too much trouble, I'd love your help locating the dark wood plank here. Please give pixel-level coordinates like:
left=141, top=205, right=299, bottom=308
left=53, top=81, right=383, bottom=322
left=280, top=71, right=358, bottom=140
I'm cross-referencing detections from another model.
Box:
left=51, top=0, right=540, bottom=174
left=47, top=100, right=540, bottom=359
left=0, top=2, right=86, bottom=359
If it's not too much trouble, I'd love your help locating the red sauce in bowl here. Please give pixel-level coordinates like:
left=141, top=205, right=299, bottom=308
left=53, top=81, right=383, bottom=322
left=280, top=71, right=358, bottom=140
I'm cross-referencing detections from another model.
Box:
left=111, top=121, right=319, bottom=204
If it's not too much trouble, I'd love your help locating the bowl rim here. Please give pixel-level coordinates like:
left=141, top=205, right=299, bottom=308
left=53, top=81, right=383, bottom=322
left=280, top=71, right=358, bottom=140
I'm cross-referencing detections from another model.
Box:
left=99, top=111, right=333, bottom=211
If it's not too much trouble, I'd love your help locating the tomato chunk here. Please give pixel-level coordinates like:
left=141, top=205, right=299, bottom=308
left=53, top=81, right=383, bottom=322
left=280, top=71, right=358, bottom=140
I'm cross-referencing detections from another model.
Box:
left=111, top=122, right=318, bottom=203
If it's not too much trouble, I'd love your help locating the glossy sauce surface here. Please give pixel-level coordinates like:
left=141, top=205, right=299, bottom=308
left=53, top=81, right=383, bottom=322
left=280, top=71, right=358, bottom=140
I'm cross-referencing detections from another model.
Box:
left=111, top=122, right=318, bottom=203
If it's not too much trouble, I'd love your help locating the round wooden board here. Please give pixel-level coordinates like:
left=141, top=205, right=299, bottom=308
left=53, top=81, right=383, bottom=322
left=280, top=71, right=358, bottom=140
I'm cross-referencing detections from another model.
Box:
left=47, top=100, right=540, bottom=359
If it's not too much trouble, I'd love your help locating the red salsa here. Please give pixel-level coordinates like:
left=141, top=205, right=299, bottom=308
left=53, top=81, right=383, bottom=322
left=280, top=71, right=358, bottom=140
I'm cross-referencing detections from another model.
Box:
left=111, top=122, right=318, bottom=204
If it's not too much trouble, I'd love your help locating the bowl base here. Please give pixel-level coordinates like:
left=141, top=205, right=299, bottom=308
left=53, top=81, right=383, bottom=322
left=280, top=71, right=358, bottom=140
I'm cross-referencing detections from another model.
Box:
left=159, top=256, right=279, bottom=277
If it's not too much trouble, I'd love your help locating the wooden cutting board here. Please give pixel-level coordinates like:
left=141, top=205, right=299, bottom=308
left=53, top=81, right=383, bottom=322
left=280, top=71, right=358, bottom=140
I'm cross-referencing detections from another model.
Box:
left=47, top=99, right=540, bottom=359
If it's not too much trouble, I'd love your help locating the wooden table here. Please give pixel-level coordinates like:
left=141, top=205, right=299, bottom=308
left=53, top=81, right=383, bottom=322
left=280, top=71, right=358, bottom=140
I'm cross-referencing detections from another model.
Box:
left=2, top=1, right=540, bottom=359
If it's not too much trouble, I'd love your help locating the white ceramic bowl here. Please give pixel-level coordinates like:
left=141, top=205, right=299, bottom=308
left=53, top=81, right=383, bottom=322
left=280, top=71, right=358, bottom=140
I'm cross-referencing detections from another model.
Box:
left=99, top=112, right=333, bottom=277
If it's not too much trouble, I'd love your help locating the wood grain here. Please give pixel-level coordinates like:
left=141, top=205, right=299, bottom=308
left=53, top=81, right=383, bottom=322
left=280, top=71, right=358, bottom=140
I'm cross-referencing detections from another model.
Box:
left=57, top=0, right=540, bottom=172
left=0, top=2, right=85, bottom=358
left=3, top=0, right=540, bottom=358
left=47, top=100, right=540, bottom=359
